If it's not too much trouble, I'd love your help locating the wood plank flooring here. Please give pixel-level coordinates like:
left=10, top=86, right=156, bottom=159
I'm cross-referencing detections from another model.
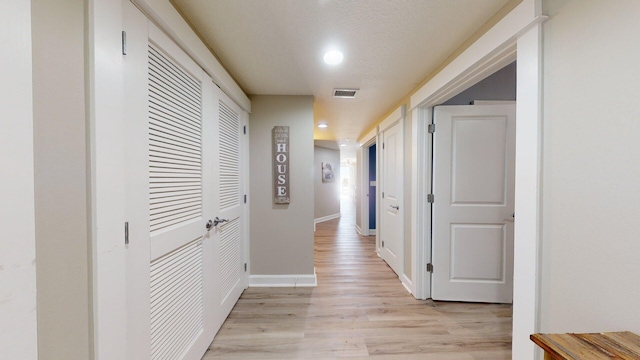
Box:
left=203, top=198, right=512, bottom=359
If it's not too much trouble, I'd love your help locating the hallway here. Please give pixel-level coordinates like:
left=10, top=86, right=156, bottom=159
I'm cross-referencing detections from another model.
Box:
left=204, top=198, right=512, bottom=359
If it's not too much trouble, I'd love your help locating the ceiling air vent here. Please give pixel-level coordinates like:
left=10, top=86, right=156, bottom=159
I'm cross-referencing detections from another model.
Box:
left=333, top=88, right=359, bottom=98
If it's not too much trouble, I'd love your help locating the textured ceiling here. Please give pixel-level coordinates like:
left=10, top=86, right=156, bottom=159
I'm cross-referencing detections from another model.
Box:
left=172, top=0, right=511, bottom=156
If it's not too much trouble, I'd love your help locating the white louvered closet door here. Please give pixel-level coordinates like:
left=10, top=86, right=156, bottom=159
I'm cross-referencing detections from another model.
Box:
left=211, top=85, right=246, bottom=328
left=143, top=22, right=216, bottom=360
left=124, top=4, right=246, bottom=359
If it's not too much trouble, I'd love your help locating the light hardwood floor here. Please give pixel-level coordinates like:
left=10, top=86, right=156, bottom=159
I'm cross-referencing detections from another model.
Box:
left=203, top=198, right=512, bottom=359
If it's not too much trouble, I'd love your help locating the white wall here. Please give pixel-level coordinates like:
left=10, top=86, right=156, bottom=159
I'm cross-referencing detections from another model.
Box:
left=249, top=96, right=315, bottom=276
left=32, top=0, right=92, bottom=358
left=540, top=0, right=640, bottom=334
left=314, top=146, right=341, bottom=220
left=0, top=1, right=38, bottom=358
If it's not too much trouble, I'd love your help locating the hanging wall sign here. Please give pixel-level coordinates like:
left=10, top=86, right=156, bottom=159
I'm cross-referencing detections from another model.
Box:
left=273, top=126, right=290, bottom=204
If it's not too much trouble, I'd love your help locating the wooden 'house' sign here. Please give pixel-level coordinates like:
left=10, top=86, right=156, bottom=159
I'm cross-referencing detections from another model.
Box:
left=273, top=126, right=290, bottom=204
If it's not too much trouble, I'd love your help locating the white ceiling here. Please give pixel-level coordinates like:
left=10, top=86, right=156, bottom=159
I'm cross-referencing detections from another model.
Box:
left=172, top=0, right=510, bottom=150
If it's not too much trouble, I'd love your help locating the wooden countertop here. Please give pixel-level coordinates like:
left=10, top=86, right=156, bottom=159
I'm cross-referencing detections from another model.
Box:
left=530, top=331, right=640, bottom=359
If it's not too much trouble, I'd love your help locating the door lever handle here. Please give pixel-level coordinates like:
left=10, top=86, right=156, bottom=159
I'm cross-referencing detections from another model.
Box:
left=390, top=205, right=399, bottom=210
left=206, top=217, right=229, bottom=230
left=212, top=217, right=229, bottom=227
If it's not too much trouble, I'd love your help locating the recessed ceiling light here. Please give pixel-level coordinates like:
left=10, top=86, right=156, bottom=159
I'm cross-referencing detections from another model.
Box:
left=318, top=122, right=328, bottom=128
left=340, top=143, right=346, bottom=147
left=323, top=50, right=343, bottom=65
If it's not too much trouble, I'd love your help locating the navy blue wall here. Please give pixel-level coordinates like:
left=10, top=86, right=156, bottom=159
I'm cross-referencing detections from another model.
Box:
left=368, top=144, right=376, bottom=229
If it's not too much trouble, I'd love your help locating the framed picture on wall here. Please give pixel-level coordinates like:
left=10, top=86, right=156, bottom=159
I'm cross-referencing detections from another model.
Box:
left=322, top=162, right=335, bottom=182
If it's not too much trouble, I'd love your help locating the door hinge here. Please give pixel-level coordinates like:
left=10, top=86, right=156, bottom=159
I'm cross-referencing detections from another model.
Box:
left=427, top=263, right=433, bottom=272
left=124, top=222, right=129, bottom=245
left=244, top=194, right=247, bottom=204
left=382, top=142, right=385, bottom=149
left=427, top=194, right=434, bottom=203
left=428, top=124, right=435, bottom=133
left=244, top=263, right=247, bottom=272
left=382, top=240, right=385, bottom=247
left=382, top=192, right=385, bottom=199
left=121, top=31, right=127, bottom=55
left=243, top=125, right=246, bottom=134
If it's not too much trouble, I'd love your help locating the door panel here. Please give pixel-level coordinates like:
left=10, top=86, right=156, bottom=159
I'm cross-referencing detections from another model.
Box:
left=431, top=104, right=515, bottom=303
left=212, top=89, right=246, bottom=327
left=124, top=5, right=247, bottom=359
left=124, top=5, right=217, bottom=357
left=147, top=41, right=203, bottom=243
left=146, top=32, right=214, bottom=360
left=380, top=121, right=403, bottom=277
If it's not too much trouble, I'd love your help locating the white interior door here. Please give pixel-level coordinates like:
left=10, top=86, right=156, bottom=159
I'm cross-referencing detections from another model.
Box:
left=431, top=104, right=515, bottom=303
left=211, top=85, right=246, bottom=330
left=147, top=26, right=218, bottom=360
left=124, top=4, right=217, bottom=358
left=380, top=121, right=403, bottom=277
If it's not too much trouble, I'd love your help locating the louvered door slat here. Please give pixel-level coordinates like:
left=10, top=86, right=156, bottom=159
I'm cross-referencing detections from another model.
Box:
left=148, top=42, right=205, bottom=360
left=148, top=73, right=201, bottom=111
left=219, top=100, right=240, bottom=211
left=148, top=88, right=201, bottom=122
left=149, top=43, right=202, bottom=235
left=150, top=238, right=203, bottom=360
left=149, top=131, right=200, bottom=153
left=150, top=190, right=200, bottom=201
left=148, top=99, right=200, bottom=134
left=148, top=48, right=200, bottom=98
left=149, top=118, right=200, bottom=144
left=150, top=116, right=200, bottom=140
left=150, top=261, right=201, bottom=317
left=148, top=52, right=200, bottom=107
left=219, top=218, right=241, bottom=303
left=149, top=150, right=200, bottom=166
left=151, top=193, right=200, bottom=205
left=150, top=106, right=201, bottom=133
left=150, top=209, right=202, bottom=231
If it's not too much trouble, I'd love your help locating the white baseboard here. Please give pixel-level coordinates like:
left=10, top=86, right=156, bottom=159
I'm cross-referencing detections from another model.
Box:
left=355, top=224, right=362, bottom=235
left=368, top=229, right=376, bottom=236
left=250, top=269, right=317, bottom=288
left=401, top=274, right=414, bottom=295
left=314, top=213, right=341, bottom=225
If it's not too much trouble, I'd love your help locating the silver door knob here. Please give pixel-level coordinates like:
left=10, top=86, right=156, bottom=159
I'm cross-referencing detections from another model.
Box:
left=390, top=205, right=399, bottom=210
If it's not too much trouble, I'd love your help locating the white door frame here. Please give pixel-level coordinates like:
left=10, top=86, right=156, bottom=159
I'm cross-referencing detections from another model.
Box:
left=410, top=1, right=545, bottom=358
left=0, top=2, right=37, bottom=358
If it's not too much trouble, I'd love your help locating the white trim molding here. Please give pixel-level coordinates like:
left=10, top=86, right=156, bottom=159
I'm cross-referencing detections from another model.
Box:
left=401, top=274, right=413, bottom=294
left=410, top=106, right=431, bottom=300
left=250, top=271, right=317, bottom=288
left=0, top=1, right=38, bottom=358
left=314, top=213, right=341, bottom=225
left=379, top=106, right=403, bottom=133
left=355, top=225, right=376, bottom=237
left=359, top=127, right=378, bottom=146
left=512, top=21, right=543, bottom=360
